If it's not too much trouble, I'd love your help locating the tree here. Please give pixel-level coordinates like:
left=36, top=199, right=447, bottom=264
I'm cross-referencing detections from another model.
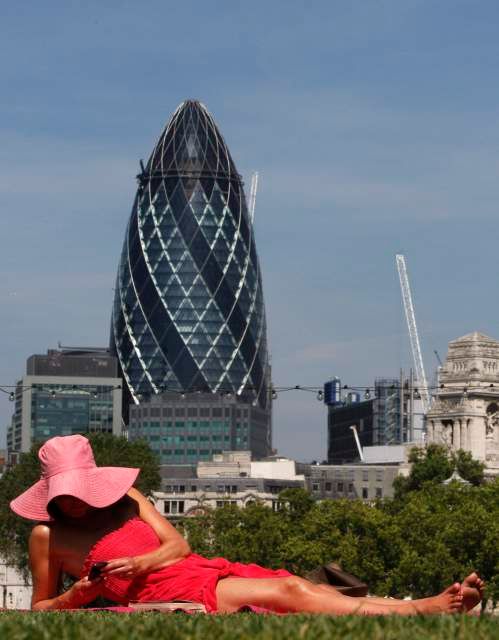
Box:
left=0, top=433, right=161, bottom=576
left=453, top=449, right=485, bottom=486
left=393, top=444, right=484, bottom=498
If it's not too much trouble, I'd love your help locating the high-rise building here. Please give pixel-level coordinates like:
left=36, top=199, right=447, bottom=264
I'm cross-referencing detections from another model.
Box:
left=110, top=100, right=272, bottom=459
left=7, top=348, right=123, bottom=455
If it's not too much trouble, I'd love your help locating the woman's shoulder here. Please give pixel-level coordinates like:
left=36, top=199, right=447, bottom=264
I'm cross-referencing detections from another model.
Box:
left=30, top=522, right=54, bottom=539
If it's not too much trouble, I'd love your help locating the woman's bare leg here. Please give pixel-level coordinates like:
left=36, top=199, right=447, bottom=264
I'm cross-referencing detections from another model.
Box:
left=215, top=576, right=463, bottom=615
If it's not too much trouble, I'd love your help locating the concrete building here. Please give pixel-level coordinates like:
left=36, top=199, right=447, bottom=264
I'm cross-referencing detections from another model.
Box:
left=426, top=332, right=499, bottom=477
left=0, top=558, right=31, bottom=609
left=7, top=347, right=123, bottom=455
left=307, top=464, right=402, bottom=501
left=153, top=451, right=305, bottom=518
left=308, top=445, right=409, bottom=501
left=154, top=448, right=409, bottom=518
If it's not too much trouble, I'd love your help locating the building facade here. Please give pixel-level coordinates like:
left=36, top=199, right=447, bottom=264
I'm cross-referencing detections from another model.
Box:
left=110, top=99, right=271, bottom=458
left=426, top=332, right=499, bottom=477
left=128, top=391, right=271, bottom=464
left=154, top=450, right=406, bottom=519
left=0, top=557, right=31, bottom=610
left=327, top=399, right=374, bottom=464
left=307, top=462, right=402, bottom=501
left=153, top=451, right=305, bottom=518
left=7, top=348, right=122, bottom=455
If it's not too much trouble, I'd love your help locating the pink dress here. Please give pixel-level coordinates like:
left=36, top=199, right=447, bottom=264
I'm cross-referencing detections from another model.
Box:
left=81, top=517, right=291, bottom=612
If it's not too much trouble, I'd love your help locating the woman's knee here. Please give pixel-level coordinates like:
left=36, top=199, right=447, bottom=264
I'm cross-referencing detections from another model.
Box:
left=280, top=576, right=312, bottom=600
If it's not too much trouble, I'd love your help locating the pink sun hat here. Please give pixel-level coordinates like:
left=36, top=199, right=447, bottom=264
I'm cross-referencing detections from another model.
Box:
left=10, top=434, right=140, bottom=521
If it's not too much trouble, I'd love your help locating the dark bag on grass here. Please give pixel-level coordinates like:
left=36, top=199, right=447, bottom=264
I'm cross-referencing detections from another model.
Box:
left=305, top=562, right=368, bottom=597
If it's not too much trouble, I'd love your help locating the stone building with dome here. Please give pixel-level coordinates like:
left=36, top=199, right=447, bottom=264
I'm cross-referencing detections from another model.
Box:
left=426, top=332, right=499, bottom=477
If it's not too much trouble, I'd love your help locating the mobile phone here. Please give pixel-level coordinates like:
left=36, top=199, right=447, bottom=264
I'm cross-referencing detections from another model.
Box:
left=88, top=561, right=108, bottom=580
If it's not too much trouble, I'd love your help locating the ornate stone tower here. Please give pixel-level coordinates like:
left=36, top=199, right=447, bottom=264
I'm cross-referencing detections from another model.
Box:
left=426, top=332, right=499, bottom=476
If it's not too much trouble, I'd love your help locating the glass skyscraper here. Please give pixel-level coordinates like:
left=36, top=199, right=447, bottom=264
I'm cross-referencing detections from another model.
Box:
left=110, top=100, right=271, bottom=459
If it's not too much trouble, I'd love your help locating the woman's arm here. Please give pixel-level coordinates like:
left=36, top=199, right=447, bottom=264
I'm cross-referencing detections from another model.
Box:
left=103, top=488, right=191, bottom=578
left=29, top=524, right=103, bottom=610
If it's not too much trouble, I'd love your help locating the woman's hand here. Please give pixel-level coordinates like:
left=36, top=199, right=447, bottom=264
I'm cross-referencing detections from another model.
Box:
left=65, top=576, right=104, bottom=608
left=103, top=557, right=141, bottom=579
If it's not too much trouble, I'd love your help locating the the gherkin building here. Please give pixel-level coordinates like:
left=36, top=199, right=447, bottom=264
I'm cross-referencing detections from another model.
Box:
left=110, top=100, right=271, bottom=460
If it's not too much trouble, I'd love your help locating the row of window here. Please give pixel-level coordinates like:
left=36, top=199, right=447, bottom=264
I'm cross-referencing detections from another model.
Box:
left=164, top=484, right=241, bottom=494
left=150, top=435, right=233, bottom=444
left=163, top=499, right=242, bottom=515
left=132, top=421, right=235, bottom=430
left=311, top=482, right=383, bottom=498
left=313, top=470, right=385, bottom=482
left=133, top=407, right=250, bottom=418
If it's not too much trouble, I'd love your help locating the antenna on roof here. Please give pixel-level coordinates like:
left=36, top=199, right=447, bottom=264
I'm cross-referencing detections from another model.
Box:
left=248, top=172, right=259, bottom=224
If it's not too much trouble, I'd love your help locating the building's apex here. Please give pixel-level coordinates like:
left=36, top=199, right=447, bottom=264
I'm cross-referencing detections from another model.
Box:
left=143, top=99, right=239, bottom=181
left=449, top=332, right=499, bottom=345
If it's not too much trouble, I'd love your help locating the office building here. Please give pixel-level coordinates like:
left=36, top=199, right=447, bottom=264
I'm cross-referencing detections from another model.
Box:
left=128, top=390, right=270, bottom=463
left=327, top=398, right=374, bottom=464
left=110, top=100, right=271, bottom=458
left=7, top=347, right=122, bottom=454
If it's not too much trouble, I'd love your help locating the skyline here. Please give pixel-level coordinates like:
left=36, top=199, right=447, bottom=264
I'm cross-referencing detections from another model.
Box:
left=3, top=2, right=499, bottom=459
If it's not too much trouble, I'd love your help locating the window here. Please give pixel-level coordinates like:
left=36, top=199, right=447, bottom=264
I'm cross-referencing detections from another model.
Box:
left=376, top=487, right=383, bottom=499
left=348, top=483, right=354, bottom=493
left=312, top=483, right=319, bottom=492
left=190, top=485, right=196, bottom=492
left=362, top=471, right=369, bottom=482
left=337, top=482, right=344, bottom=492
left=325, top=482, right=332, bottom=492
left=376, top=471, right=383, bottom=483
left=164, top=500, right=184, bottom=514
left=362, top=487, right=369, bottom=500
left=187, top=407, right=197, bottom=417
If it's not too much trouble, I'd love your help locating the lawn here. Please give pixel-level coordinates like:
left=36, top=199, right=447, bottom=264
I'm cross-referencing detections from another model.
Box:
left=0, top=612, right=497, bottom=640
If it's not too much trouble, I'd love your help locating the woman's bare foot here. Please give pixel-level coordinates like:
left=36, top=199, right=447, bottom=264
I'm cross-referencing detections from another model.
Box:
left=461, top=572, right=485, bottom=612
left=412, top=583, right=463, bottom=615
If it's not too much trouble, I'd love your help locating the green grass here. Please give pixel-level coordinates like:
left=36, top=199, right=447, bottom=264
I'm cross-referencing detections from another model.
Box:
left=0, top=612, right=497, bottom=640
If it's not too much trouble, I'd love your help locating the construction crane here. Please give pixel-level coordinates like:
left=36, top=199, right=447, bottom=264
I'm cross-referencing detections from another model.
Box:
left=396, top=254, right=430, bottom=413
left=248, top=172, right=259, bottom=223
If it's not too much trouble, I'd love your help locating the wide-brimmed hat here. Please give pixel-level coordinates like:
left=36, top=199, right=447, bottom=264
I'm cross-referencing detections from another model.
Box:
left=10, top=434, right=140, bottom=521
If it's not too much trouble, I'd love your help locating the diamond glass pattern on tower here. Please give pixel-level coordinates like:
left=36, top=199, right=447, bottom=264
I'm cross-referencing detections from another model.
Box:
left=110, top=100, right=271, bottom=457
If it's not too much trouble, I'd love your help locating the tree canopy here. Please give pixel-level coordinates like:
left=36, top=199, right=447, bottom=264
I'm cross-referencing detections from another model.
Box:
left=393, top=444, right=485, bottom=498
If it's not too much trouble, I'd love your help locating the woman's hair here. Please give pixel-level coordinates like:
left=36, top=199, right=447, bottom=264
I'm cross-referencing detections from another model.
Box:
left=46, top=494, right=132, bottom=521
left=46, top=499, right=65, bottom=520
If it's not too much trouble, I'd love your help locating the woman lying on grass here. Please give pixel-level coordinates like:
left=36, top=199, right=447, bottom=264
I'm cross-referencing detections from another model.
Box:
left=11, top=435, right=484, bottom=615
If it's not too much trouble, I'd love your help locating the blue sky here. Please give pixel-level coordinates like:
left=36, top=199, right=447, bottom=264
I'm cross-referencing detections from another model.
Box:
left=2, top=1, right=499, bottom=459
